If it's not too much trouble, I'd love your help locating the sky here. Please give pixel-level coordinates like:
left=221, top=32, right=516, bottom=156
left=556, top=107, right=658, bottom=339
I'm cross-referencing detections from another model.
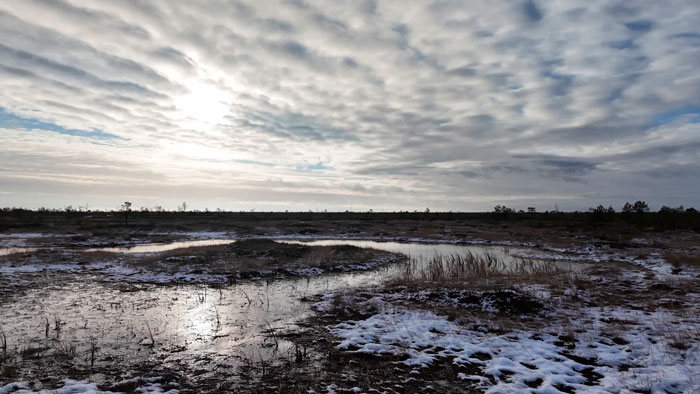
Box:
left=1, top=0, right=699, bottom=212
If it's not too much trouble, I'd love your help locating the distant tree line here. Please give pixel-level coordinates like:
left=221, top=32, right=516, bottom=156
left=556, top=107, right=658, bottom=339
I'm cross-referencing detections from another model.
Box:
left=2, top=205, right=700, bottom=234
left=491, top=201, right=697, bottom=215
left=0, top=200, right=698, bottom=215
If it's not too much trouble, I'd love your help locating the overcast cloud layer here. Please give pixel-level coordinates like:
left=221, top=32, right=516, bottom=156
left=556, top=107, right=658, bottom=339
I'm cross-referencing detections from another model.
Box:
left=1, top=0, right=699, bottom=211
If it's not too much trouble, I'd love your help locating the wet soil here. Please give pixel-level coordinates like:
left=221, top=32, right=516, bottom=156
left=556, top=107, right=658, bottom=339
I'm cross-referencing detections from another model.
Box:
left=1, top=238, right=542, bottom=391
left=2, top=216, right=699, bottom=392
left=261, top=258, right=700, bottom=393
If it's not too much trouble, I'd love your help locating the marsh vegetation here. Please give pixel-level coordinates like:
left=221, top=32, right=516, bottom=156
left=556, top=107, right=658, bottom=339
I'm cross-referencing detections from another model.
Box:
left=1, top=213, right=698, bottom=393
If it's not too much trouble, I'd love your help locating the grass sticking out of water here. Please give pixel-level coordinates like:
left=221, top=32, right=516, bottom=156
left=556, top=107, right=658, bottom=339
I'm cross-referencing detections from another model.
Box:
left=1, top=326, right=7, bottom=357
left=394, top=252, right=566, bottom=284
left=664, top=251, right=700, bottom=270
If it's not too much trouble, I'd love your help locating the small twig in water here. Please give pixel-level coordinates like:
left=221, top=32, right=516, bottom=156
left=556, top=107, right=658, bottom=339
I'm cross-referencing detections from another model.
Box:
left=89, top=336, right=99, bottom=367
left=213, top=306, right=221, bottom=331
left=43, top=315, right=50, bottom=338
left=0, top=326, right=7, bottom=355
left=241, top=289, right=252, bottom=305
left=145, top=322, right=155, bottom=346
left=295, top=343, right=304, bottom=363
left=54, top=314, right=62, bottom=338
left=264, top=321, right=279, bottom=348
left=259, top=351, right=267, bottom=376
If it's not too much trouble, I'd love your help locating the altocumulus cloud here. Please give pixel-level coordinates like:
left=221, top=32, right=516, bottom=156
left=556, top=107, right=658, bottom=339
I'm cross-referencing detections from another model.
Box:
left=0, top=0, right=699, bottom=211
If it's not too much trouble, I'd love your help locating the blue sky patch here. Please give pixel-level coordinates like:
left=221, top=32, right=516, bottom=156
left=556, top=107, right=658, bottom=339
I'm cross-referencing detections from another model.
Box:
left=624, top=20, right=653, bottom=32
left=296, top=161, right=333, bottom=172
left=234, top=159, right=276, bottom=167
left=0, top=107, right=120, bottom=139
left=524, top=0, right=543, bottom=22
left=541, top=70, right=575, bottom=96
left=607, top=39, right=636, bottom=49
left=652, top=107, right=700, bottom=126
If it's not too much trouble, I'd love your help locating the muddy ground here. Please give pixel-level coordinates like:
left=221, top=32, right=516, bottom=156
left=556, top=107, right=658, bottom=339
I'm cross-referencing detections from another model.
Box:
left=2, top=211, right=699, bottom=250
left=1, top=239, right=401, bottom=282
left=1, top=213, right=699, bottom=393
left=240, top=250, right=700, bottom=393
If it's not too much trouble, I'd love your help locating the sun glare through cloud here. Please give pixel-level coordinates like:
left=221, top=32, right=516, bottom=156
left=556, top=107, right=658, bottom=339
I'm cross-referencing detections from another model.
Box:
left=174, top=79, right=232, bottom=131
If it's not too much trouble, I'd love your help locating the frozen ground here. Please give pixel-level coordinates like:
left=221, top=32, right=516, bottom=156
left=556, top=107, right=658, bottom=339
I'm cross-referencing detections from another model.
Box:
left=0, top=237, right=557, bottom=286
left=0, top=239, right=404, bottom=284
left=0, top=255, right=397, bottom=284
left=1, top=232, right=699, bottom=393
left=314, top=252, right=700, bottom=393
left=328, top=303, right=699, bottom=393
left=0, top=376, right=179, bottom=393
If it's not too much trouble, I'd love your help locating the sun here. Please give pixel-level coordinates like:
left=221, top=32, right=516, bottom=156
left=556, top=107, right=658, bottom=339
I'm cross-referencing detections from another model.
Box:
left=174, top=80, right=231, bottom=129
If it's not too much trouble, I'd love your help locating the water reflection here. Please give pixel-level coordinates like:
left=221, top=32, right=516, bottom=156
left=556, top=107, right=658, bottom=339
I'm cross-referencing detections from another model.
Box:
left=279, top=239, right=524, bottom=262
left=0, top=247, right=38, bottom=256
left=85, top=239, right=237, bottom=254
left=0, top=239, right=566, bottom=375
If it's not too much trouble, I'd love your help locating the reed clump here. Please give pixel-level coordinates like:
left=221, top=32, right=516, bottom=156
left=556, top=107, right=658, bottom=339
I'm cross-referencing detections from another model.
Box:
left=664, top=252, right=700, bottom=269
left=395, top=251, right=565, bottom=284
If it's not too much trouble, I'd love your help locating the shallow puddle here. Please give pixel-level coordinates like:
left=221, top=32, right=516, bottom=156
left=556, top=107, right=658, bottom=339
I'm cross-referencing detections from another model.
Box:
left=0, top=273, right=373, bottom=372
left=0, top=238, right=570, bottom=380
left=0, top=247, right=38, bottom=256
left=84, top=239, right=238, bottom=254
left=280, top=239, right=525, bottom=262
left=279, top=239, right=581, bottom=273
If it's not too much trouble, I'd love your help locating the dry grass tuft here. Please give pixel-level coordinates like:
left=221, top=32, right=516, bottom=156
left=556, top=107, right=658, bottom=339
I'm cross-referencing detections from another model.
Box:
left=664, top=252, right=700, bottom=269
left=393, top=252, right=566, bottom=285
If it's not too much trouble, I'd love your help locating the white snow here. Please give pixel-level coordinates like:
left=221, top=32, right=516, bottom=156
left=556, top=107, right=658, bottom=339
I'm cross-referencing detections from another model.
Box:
left=0, top=233, right=66, bottom=249
left=176, top=231, right=230, bottom=239
left=292, top=267, right=326, bottom=276
left=0, top=251, right=400, bottom=284
left=313, top=293, right=336, bottom=312
left=0, top=233, right=46, bottom=239
left=329, top=300, right=700, bottom=393
left=0, top=380, right=108, bottom=393
left=0, top=378, right=178, bottom=394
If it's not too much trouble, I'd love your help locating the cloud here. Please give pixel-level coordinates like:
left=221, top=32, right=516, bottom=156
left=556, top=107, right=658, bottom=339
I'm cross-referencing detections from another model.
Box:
left=0, top=108, right=120, bottom=139
left=1, top=0, right=699, bottom=211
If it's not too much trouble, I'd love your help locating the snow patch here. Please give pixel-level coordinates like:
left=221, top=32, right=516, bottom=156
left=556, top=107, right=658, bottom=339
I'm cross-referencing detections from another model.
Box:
left=329, top=307, right=700, bottom=393
left=0, top=233, right=46, bottom=239
left=314, top=293, right=336, bottom=312
left=0, top=378, right=178, bottom=394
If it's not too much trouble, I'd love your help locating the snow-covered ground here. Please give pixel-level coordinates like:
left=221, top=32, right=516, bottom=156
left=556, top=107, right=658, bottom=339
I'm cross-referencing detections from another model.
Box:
left=0, top=377, right=178, bottom=394
left=318, top=252, right=700, bottom=393
left=0, top=253, right=400, bottom=284
left=0, top=233, right=46, bottom=238
left=329, top=306, right=699, bottom=393
left=0, top=233, right=47, bottom=249
left=2, top=234, right=698, bottom=392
